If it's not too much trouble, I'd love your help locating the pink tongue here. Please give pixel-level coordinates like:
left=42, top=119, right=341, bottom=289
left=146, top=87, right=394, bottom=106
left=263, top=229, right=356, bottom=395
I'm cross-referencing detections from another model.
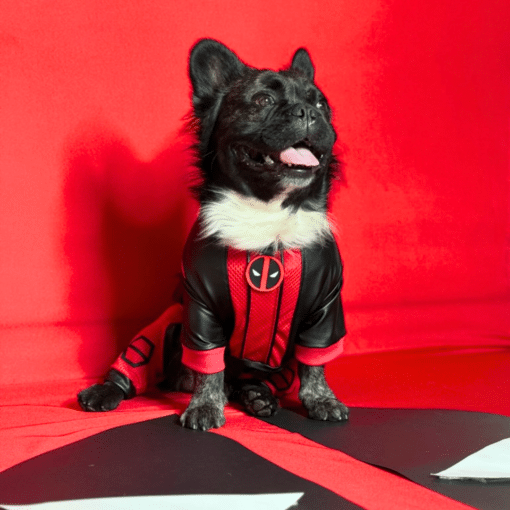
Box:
left=279, top=147, right=320, bottom=167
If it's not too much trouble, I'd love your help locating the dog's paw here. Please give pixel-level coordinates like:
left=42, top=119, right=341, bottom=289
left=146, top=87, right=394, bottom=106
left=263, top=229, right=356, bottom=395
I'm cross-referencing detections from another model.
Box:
left=78, top=382, right=125, bottom=412
left=239, top=383, right=279, bottom=418
left=180, top=404, right=226, bottom=431
left=303, top=397, right=349, bottom=421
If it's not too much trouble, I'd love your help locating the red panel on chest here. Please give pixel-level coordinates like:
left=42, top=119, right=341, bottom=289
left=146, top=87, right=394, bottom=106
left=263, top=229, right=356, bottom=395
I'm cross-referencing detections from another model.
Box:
left=227, top=248, right=302, bottom=368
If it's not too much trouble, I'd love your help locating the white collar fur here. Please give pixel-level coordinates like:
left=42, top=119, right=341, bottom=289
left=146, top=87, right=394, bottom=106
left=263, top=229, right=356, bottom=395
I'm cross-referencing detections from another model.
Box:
left=199, top=190, right=333, bottom=252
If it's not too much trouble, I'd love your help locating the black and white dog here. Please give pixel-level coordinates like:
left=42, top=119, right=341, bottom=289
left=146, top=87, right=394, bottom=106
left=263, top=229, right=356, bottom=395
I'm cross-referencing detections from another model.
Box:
left=79, top=39, right=349, bottom=431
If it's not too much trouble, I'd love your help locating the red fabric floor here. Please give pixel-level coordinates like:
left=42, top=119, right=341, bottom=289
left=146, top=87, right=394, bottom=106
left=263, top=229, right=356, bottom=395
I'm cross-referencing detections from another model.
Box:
left=2, top=338, right=508, bottom=510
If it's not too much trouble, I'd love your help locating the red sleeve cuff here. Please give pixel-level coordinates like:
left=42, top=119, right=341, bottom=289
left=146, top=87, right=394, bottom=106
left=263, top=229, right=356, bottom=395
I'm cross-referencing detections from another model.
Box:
left=181, top=344, right=226, bottom=374
left=295, top=338, right=344, bottom=366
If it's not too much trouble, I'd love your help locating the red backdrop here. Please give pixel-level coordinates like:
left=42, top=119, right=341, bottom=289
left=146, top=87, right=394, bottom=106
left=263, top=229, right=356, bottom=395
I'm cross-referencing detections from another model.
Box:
left=0, top=0, right=508, bottom=386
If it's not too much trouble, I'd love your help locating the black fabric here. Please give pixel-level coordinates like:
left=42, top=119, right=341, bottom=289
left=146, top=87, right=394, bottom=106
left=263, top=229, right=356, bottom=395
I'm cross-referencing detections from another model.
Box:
left=264, top=407, right=510, bottom=510
left=182, top=221, right=234, bottom=352
left=181, top=219, right=346, bottom=369
left=0, top=414, right=359, bottom=509
left=291, top=234, right=346, bottom=350
left=160, top=322, right=184, bottom=389
left=106, top=368, right=135, bottom=398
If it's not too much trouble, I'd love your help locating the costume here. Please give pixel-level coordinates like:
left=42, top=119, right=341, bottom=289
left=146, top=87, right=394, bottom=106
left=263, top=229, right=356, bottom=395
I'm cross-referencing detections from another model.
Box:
left=110, top=220, right=346, bottom=396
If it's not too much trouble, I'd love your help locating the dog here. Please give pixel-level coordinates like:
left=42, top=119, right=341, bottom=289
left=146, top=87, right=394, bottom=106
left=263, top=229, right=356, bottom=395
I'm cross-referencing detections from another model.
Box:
left=78, top=39, right=349, bottom=431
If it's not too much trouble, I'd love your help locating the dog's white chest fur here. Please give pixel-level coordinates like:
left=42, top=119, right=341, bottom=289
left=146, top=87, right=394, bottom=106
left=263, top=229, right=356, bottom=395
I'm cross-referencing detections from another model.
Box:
left=200, top=190, right=332, bottom=251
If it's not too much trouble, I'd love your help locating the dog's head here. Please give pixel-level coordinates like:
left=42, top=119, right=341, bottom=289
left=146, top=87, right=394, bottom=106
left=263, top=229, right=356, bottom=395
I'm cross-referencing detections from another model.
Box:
left=188, top=39, right=338, bottom=211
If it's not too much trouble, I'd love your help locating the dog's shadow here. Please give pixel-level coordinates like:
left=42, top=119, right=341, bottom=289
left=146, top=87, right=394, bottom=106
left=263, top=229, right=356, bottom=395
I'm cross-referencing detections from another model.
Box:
left=63, top=124, right=197, bottom=377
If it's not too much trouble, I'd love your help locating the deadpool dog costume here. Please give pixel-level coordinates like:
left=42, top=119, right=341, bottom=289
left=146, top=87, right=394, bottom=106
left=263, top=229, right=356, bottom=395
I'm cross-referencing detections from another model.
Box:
left=108, top=220, right=346, bottom=395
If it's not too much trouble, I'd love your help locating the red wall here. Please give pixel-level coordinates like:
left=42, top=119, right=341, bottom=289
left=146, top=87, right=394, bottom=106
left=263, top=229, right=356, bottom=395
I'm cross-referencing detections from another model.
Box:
left=1, top=0, right=508, bottom=384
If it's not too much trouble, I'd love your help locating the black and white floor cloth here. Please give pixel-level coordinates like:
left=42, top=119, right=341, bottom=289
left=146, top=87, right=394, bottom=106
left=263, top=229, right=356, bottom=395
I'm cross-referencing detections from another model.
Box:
left=1, top=408, right=509, bottom=510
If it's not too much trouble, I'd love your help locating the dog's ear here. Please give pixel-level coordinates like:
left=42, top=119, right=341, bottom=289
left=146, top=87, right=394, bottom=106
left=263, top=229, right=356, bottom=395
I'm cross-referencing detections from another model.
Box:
left=290, top=48, right=315, bottom=82
left=189, top=39, right=247, bottom=104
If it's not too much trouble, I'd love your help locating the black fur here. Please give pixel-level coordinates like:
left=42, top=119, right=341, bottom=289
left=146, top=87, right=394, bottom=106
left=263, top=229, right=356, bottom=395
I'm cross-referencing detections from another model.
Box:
left=78, top=39, right=349, bottom=430
left=188, top=38, right=339, bottom=210
left=78, top=381, right=125, bottom=412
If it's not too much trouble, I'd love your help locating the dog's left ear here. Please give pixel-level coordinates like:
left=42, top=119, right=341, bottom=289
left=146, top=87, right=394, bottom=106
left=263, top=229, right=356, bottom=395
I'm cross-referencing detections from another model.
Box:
left=291, top=48, right=315, bottom=82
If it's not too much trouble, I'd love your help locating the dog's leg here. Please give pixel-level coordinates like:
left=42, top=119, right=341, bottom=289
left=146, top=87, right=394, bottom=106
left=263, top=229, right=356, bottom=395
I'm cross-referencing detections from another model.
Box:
left=78, top=369, right=133, bottom=412
left=234, top=379, right=279, bottom=418
left=180, top=371, right=228, bottom=430
left=298, top=363, right=349, bottom=421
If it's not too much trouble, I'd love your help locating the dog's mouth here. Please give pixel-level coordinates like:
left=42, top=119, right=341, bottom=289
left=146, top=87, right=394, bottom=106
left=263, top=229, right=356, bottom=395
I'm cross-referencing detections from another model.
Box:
left=236, top=141, right=325, bottom=177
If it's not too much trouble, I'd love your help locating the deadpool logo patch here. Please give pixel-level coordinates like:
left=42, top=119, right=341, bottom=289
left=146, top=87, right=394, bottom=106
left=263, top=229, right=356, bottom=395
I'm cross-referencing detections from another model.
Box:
left=246, top=255, right=284, bottom=292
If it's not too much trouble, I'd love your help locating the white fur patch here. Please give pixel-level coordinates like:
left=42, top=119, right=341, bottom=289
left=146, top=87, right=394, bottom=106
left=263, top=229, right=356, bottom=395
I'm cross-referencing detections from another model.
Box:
left=200, top=190, right=333, bottom=251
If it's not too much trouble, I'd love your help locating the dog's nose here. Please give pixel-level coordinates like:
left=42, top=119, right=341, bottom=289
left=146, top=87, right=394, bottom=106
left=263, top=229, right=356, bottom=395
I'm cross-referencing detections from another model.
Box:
left=291, top=104, right=317, bottom=123
left=291, top=105, right=306, bottom=118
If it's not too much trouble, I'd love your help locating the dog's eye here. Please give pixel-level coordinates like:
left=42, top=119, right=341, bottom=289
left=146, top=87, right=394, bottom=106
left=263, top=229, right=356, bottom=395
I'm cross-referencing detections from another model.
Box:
left=253, top=94, right=275, bottom=107
left=316, top=99, right=327, bottom=110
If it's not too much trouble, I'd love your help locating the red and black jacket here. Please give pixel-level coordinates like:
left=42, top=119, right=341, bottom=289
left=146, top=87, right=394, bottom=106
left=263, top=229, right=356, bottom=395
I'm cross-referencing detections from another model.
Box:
left=181, top=220, right=346, bottom=375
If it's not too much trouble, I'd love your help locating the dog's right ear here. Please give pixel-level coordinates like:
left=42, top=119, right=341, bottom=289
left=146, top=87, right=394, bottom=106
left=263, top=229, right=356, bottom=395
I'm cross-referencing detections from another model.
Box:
left=189, top=39, right=247, bottom=105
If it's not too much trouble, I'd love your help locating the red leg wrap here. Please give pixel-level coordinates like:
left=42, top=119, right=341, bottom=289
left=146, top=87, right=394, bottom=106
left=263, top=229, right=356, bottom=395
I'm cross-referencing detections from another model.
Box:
left=111, top=303, right=183, bottom=395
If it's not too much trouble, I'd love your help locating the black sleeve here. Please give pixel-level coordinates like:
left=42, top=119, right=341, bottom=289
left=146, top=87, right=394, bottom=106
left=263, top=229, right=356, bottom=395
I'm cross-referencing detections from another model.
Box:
left=295, top=237, right=346, bottom=349
left=181, top=221, right=234, bottom=351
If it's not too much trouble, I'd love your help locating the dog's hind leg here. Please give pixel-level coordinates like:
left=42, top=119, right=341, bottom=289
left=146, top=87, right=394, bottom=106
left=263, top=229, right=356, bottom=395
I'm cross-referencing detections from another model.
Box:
left=78, top=304, right=183, bottom=412
left=78, top=369, right=133, bottom=411
left=233, top=379, right=279, bottom=417
left=298, top=363, right=349, bottom=421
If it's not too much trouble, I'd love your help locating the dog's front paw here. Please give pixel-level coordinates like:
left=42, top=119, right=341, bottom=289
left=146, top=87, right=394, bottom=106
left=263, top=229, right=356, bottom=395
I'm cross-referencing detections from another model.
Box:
left=78, top=382, right=125, bottom=412
left=180, top=404, right=226, bottom=431
left=238, top=383, right=279, bottom=418
left=303, top=397, right=349, bottom=421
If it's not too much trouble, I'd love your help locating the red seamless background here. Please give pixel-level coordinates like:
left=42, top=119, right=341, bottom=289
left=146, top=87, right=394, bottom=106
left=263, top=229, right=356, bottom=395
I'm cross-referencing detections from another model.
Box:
left=0, top=0, right=508, bottom=387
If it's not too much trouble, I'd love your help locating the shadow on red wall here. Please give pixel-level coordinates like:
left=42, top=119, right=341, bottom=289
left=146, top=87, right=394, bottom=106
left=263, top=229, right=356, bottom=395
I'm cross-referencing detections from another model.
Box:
left=63, top=125, right=196, bottom=374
